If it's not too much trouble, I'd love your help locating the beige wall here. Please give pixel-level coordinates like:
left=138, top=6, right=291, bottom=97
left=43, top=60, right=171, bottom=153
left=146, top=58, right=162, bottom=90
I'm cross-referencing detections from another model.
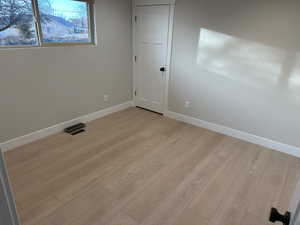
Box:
left=169, top=0, right=300, bottom=148
left=0, top=0, right=133, bottom=143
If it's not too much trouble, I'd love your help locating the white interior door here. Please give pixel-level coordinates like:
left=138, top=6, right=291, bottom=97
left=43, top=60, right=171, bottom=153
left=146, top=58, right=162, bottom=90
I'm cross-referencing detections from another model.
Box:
left=290, top=180, right=300, bottom=225
left=135, top=5, right=170, bottom=113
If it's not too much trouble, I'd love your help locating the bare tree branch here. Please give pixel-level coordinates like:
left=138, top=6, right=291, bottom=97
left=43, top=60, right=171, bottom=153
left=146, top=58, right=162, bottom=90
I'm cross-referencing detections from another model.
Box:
left=0, top=0, right=34, bottom=32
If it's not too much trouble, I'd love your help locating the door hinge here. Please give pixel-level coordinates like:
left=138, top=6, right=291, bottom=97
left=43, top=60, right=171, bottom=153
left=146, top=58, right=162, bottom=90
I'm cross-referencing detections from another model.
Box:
left=134, top=91, right=137, bottom=96
left=134, top=56, right=137, bottom=62
left=135, top=16, right=137, bottom=22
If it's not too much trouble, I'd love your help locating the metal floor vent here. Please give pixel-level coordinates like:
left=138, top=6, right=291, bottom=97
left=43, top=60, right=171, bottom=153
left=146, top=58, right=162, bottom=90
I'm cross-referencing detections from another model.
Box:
left=64, top=123, right=86, bottom=136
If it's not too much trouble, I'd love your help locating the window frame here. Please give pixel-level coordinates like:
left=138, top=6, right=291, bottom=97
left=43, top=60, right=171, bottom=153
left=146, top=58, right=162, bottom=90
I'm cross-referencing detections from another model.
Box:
left=0, top=0, right=96, bottom=49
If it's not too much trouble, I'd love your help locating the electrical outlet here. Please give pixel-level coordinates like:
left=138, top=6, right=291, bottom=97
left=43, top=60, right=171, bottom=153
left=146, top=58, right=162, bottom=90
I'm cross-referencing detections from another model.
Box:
left=104, top=94, right=109, bottom=102
left=185, top=101, right=191, bottom=108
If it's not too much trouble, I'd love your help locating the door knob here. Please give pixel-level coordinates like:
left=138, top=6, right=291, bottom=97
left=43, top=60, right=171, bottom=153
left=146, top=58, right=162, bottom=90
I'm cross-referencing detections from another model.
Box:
left=160, top=67, right=166, bottom=72
left=269, top=208, right=291, bottom=225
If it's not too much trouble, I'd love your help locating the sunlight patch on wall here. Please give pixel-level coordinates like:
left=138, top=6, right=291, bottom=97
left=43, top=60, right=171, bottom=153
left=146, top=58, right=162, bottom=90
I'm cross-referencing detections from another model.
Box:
left=197, top=28, right=287, bottom=90
left=198, top=29, right=300, bottom=94
left=289, top=53, right=300, bottom=92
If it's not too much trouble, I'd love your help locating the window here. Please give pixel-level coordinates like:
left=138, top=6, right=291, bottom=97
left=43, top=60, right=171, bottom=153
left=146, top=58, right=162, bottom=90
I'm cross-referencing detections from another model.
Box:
left=0, top=0, right=95, bottom=47
left=38, top=0, right=91, bottom=44
left=0, top=0, right=38, bottom=46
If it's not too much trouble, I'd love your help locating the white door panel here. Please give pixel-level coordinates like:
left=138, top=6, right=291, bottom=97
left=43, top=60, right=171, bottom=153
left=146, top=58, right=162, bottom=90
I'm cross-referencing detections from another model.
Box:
left=135, top=5, right=170, bottom=113
left=290, top=180, right=300, bottom=225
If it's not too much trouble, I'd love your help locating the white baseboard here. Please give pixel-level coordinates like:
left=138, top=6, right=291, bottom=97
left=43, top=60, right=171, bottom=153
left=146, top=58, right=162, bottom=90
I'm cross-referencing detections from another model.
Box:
left=1, top=101, right=134, bottom=152
left=3, top=104, right=299, bottom=158
left=165, top=111, right=300, bottom=158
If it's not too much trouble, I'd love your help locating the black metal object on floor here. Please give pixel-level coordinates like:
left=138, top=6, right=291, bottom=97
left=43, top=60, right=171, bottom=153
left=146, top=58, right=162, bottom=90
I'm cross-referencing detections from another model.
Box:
left=64, top=123, right=86, bottom=136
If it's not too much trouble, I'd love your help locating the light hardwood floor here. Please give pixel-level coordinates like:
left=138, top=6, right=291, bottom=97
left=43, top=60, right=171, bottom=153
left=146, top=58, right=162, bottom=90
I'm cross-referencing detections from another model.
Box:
left=4, top=107, right=300, bottom=225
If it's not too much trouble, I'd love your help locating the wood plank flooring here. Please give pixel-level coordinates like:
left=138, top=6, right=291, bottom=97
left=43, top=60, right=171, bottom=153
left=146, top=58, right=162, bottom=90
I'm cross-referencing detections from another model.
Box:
left=4, top=107, right=300, bottom=225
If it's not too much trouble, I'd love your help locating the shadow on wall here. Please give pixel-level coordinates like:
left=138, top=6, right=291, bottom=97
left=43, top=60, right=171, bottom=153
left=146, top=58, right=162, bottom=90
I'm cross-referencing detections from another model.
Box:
left=197, top=28, right=300, bottom=104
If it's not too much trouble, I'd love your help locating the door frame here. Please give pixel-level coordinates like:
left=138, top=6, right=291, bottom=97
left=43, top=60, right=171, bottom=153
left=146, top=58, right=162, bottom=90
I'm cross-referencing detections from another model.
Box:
left=0, top=149, right=20, bottom=225
left=132, top=0, right=176, bottom=114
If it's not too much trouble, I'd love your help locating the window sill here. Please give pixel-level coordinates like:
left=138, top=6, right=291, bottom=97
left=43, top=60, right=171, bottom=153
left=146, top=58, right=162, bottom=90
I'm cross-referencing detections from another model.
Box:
left=0, top=43, right=98, bottom=51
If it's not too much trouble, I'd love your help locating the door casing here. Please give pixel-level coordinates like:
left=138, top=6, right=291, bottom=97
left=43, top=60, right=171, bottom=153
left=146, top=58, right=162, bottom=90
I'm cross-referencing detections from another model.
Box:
left=0, top=149, right=20, bottom=225
left=132, top=0, right=176, bottom=115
